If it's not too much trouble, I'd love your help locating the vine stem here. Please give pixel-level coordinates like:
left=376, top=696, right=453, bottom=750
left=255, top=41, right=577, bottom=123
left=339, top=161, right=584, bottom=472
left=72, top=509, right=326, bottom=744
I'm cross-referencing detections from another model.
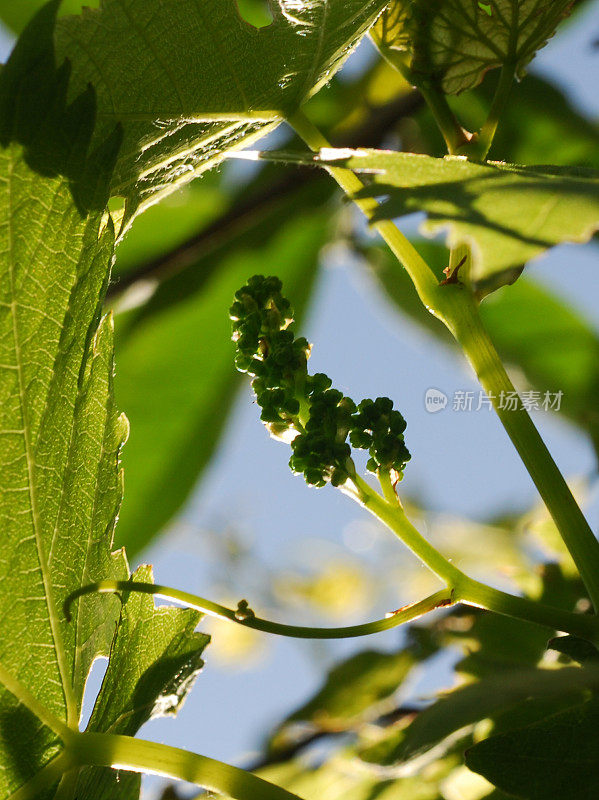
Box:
left=350, top=474, right=462, bottom=587
left=65, top=568, right=599, bottom=645
left=7, top=731, right=306, bottom=800
left=417, top=80, right=471, bottom=155
left=373, top=44, right=469, bottom=155
left=65, top=581, right=454, bottom=638
left=287, top=110, right=441, bottom=311
left=287, top=108, right=599, bottom=613
left=475, top=62, right=516, bottom=159
left=350, top=474, right=599, bottom=642
left=67, top=732, right=304, bottom=800
left=8, top=754, right=75, bottom=800
left=377, top=467, right=403, bottom=507
left=446, top=288, right=599, bottom=612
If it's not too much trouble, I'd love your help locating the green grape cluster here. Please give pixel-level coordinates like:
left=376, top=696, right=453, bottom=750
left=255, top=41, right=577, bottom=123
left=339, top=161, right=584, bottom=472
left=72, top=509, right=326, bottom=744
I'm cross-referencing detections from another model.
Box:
left=230, top=275, right=308, bottom=437
left=230, top=276, right=410, bottom=488
left=289, top=390, right=356, bottom=488
left=350, top=397, right=411, bottom=474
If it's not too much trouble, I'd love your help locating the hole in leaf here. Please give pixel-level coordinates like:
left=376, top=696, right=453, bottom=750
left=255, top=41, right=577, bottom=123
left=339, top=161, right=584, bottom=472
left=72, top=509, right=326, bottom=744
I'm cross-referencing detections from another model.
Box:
left=235, top=0, right=273, bottom=28
left=79, top=656, right=109, bottom=731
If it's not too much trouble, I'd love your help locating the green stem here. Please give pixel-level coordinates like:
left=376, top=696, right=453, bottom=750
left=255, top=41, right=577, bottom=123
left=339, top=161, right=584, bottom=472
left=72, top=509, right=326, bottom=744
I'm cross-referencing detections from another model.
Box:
left=417, top=80, right=471, bottom=155
left=65, top=581, right=453, bottom=638
left=475, top=62, right=516, bottom=159
left=66, top=732, right=304, bottom=800
left=445, top=243, right=471, bottom=285
left=65, top=568, right=599, bottom=647
left=351, top=475, right=599, bottom=641
left=456, top=578, right=599, bottom=643
left=377, top=468, right=402, bottom=507
left=446, top=288, right=599, bottom=611
left=288, top=109, right=599, bottom=612
left=352, top=474, right=463, bottom=586
left=8, top=754, right=75, bottom=800
left=374, top=47, right=469, bottom=155
left=53, top=769, right=80, bottom=800
left=287, top=111, right=444, bottom=316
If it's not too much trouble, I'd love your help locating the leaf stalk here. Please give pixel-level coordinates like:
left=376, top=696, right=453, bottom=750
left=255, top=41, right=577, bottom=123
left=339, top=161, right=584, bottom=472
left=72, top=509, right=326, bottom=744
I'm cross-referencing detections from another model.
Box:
left=67, top=732, right=305, bottom=800
left=417, top=80, right=473, bottom=155
left=65, top=581, right=453, bottom=639
left=445, top=286, right=599, bottom=611
left=349, top=475, right=599, bottom=642
left=474, top=62, right=517, bottom=159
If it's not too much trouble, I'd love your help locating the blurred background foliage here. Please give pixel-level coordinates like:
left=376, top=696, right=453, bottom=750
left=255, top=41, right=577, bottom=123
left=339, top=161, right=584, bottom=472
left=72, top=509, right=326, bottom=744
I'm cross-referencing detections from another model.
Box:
left=1, top=2, right=599, bottom=799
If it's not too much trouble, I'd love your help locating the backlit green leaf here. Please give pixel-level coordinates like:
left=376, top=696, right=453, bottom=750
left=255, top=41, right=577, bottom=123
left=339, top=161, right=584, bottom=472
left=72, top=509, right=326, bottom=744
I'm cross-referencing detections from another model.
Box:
left=269, top=649, right=415, bottom=753
left=0, top=16, right=126, bottom=771
left=548, top=634, right=599, bottom=665
left=372, top=0, right=575, bottom=94
left=309, top=148, right=599, bottom=289
left=75, top=565, right=209, bottom=799
left=259, top=758, right=445, bottom=800
left=0, top=0, right=99, bottom=33
left=53, top=0, right=389, bottom=225
left=0, top=9, right=209, bottom=795
left=0, top=141, right=125, bottom=797
left=378, top=667, right=599, bottom=765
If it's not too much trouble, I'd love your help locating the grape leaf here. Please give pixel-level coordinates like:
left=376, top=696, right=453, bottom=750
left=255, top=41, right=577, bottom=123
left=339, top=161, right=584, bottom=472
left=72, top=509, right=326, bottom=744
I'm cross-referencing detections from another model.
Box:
left=299, top=148, right=599, bottom=290
left=258, top=757, right=446, bottom=800
left=548, top=634, right=599, bottom=665
left=53, top=0, right=389, bottom=225
left=75, top=565, right=209, bottom=800
left=0, top=10, right=208, bottom=797
left=372, top=0, right=575, bottom=94
left=466, top=698, right=599, bottom=799
left=0, top=141, right=125, bottom=798
left=0, top=11, right=126, bottom=796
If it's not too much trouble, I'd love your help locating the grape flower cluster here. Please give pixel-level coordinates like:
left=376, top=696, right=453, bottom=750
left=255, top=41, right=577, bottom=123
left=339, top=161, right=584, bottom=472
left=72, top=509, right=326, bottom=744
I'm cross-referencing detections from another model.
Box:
left=230, top=276, right=410, bottom=488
